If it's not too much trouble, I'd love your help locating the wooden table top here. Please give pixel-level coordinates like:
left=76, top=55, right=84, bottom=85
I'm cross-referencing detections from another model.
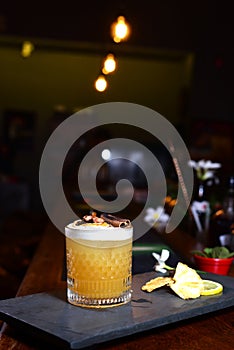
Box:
left=0, top=222, right=233, bottom=350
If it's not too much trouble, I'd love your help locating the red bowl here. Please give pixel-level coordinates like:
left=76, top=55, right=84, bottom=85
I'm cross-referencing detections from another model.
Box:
left=194, top=255, right=234, bottom=275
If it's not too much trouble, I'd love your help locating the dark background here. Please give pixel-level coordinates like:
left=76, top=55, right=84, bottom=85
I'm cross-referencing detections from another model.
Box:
left=1, top=0, right=233, bottom=51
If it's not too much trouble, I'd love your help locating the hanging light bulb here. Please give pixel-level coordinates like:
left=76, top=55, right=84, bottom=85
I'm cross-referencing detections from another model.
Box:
left=110, top=16, right=131, bottom=43
left=102, top=53, right=117, bottom=74
left=94, top=74, right=108, bottom=92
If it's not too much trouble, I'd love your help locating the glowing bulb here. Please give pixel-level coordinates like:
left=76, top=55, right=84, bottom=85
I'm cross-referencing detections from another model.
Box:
left=21, top=41, right=34, bottom=58
left=95, top=75, right=108, bottom=92
left=111, top=16, right=130, bottom=43
left=102, top=53, right=117, bottom=74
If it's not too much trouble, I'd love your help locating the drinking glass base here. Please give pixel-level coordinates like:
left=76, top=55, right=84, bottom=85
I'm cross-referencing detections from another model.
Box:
left=67, top=288, right=132, bottom=308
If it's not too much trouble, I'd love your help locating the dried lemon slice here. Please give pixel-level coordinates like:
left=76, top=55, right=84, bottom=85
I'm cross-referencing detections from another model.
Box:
left=201, top=280, right=223, bottom=296
left=141, top=277, right=173, bottom=292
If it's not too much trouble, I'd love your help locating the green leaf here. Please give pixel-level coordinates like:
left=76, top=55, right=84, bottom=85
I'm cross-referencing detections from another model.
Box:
left=212, top=246, right=231, bottom=258
left=203, top=247, right=213, bottom=257
left=219, top=247, right=230, bottom=258
left=191, top=250, right=207, bottom=257
left=211, top=247, right=220, bottom=258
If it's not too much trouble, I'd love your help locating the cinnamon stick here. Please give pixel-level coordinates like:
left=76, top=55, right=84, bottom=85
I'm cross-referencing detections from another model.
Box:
left=100, top=213, right=131, bottom=228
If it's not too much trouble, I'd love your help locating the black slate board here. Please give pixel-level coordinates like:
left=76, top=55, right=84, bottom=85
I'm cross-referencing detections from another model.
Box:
left=0, top=271, right=234, bottom=349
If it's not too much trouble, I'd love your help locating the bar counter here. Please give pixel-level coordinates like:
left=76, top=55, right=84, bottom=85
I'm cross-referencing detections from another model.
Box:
left=0, top=222, right=233, bottom=349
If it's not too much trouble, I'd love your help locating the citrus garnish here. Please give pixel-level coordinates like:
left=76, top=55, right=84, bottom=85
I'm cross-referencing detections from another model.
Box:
left=201, top=280, right=223, bottom=296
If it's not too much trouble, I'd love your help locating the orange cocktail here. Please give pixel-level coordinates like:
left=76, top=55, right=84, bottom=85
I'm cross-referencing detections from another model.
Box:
left=65, top=220, right=133, bottom=308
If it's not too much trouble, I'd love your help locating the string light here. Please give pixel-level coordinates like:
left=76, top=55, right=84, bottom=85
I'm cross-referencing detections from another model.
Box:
left=102, top=53, right=117, bottom=74
left=110, top=16, right=131, bottom=43
left=94, top=74, right=108, bottom=92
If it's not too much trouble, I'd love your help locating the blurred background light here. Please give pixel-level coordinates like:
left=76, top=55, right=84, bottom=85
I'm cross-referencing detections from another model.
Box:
left=21, top=41, right=34, bottom=58
left=94, top=74, right=108, bottom=92
left=101, top=149, right=111, bottom=160
left=111, top=16, right=131, bottom=43
left=102, top=53, right=117, bottom=74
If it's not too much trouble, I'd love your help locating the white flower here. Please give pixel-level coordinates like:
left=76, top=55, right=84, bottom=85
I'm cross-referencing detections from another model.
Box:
left=152, top=249, right=170, bottom=273
left=144, top=206, right=169, bottom=226
left=204, top=161, right=221, bottom=169
left=188, top=160, right=198, bottom=169
left=188, top=159, right=221, bottom=181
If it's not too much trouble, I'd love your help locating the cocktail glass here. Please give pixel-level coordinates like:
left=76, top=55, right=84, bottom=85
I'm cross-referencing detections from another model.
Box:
left=65, top=222, right=133, bottom=308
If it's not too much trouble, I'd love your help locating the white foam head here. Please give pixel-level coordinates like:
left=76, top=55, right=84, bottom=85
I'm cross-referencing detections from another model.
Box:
left=65, top=220, right=133, bottom=241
